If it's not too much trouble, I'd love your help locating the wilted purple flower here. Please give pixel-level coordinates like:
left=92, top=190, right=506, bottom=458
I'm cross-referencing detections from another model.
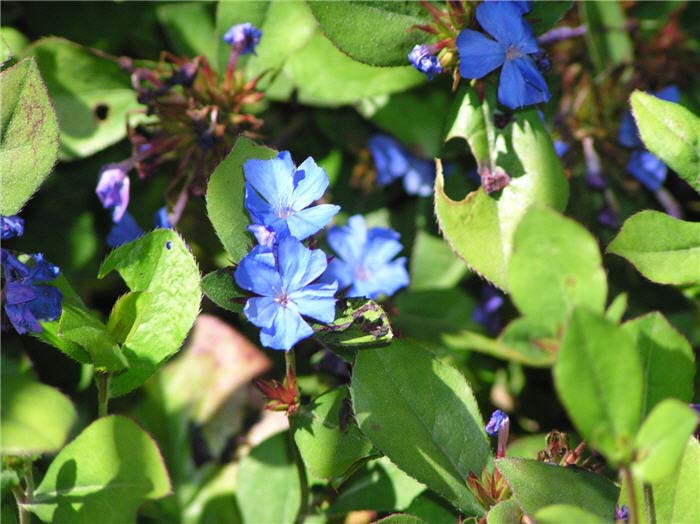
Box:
left=408, top=45, right=443, bottom=80
left=244, top=151, right=340, bottom=241
left=473, top=284, right=504, bottom=335
left=485, top=409, right=509, bottom=436
left=223, top=23, right=262, bottom=55
left=323, top=215, right=409, bottom=299
left=235, top=235, right=337, bottom=350
left=1, top=215, right=24, bottom=240
left=96, top=165, right=130, bottom=222
left=615, top=505, right=629, bottom=522
left=2, top=249, right=62, bottom=334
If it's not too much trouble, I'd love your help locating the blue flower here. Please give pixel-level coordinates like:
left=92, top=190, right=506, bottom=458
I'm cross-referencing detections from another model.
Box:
left=244, top=151, right=340, bottom=241
left=107, top=212, right=145, bottom=248
left=154, top=207, right=172, bottom=229
left=2, top=249, right=62, bottom=335
left=626, top=150, right=667, bottom=192
left=223, top=23, right=262, bottom=55
left=408, top=45, right=443, bottom=80
left=457, top=2, right=550, bottom=109
left=618, top=85, right=680, bottom=149
left=234, top=235, right=337, bottom=350
left=96, top=165, right=130, bottom=222
left=473, top=284, right=504, bottom=335
left=485, top=409, right=509, bottom=436
left=553, top=140, right=569, bottom=158
left=323, top=215, right=409, bottom=299
left=368, top=135, right=436, bottom=196
left=1, top=215, right=24, bottom=240
left=486, top=0, right=532, bottom=15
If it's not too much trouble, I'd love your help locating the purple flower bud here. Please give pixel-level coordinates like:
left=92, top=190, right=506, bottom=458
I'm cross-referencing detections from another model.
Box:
left=1, top=215, right=24, bottom=240
left=223, top=23, right=262, bottom=55
left=96, top=165, right=130, bottom=222
left=615, top=505, right=629, bottom=522
left=473, top=284, right=504, bottom=335
left=598, top=205, right=620, bottom=230
left=408, top=45, right=443, bottom=80
left=485, top=409, right=509, bottom=436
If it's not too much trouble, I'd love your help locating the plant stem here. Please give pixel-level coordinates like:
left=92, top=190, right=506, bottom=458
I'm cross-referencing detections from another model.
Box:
left=622, top=466, right=639, bottom=524
left=644, top=483, right=657, bottom=524
left=96, top=373, right=110, bottom=418
left=285, top=348, right=296, bottom=379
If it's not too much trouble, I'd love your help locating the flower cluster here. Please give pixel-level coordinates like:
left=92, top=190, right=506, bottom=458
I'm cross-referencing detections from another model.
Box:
left=619, top=86, right=680, bottom=192
left=234, top=151, right=410, bottom=351
left=408, top=45, right=443, bottom=80
left=1, top=215, right=62, bottom=335
left=368, top=134, right=435, bottom=197
left=457, top=1, right=550, bottom=109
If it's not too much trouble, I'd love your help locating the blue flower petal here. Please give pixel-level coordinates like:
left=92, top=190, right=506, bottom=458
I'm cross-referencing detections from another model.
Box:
left=244, top=296, right=279, bottom=329
left=259, top=304, right=313, bottom=350
left=292, top=157, right=330, bottom=210
left=107, top=212, right=144, bottom=248
left=289, top=283, right=337, bottom=324
left=243, top=155, right=295, bottom=211
left=656, top=85, right=680, bottom=103
left=298, top=248, right=329, bottom=287
left=327, top=215, right=367, bottom=265
left=627, top=150, right=667, bottom=192
left=235, top=252, right=282, bottom=296
left=286, top=204, right=340, bottom=240
left=402, top=159, right=435, bottom=197
left=349, top=258, right=409, bottom=299
left=618, top=112, right=642, bottom=149
left=368, top=135, right=412, bottom=185
left=323, top=259, right=354, bottom=289
left=476, top=1, right=538, bottom=52
left=1, top=215, right=24, bottom=240
left=276, top=235, right=311, bottom=291
left=456, top=30, right=505, bottom=79
left=498, top=57, right=549, bottom=109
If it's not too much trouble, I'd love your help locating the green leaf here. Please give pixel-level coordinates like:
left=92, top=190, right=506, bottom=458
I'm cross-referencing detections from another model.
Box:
left=553, top=307, right=643, bottom=465
left=606, top=292, right=628, bottom=323
left=443, top=86, right=490, bottom=166
left=375, top=515, right=427, bottom=524
left=633, top=399, right=699, bottom=483
left=313, top=298, right=393, bottom=352
left=403, top=491, right=459, bottom=524
left=351, top=339, right=490, bottom=515
left=26, top=415, right=171, bottom=524
left=236, top=432, right=301, bottom=524
left=653, top=438, right=700, bottom=524
left=622, top=312, right=695, bottom=417
left=486, top=499, right=522, bottom=524
left=58, top=305, right=127, bottom=373
left=308, top=1, right=432, bottom=67
left=328, top=457, right=425, bottom=515
left=98, top=230, right=201, bottom=396
left=201, top=268, right=245, bottom=315
left=0, top=369, right=76, bottom=455
left=293, top=387, right=373, bottom=480
left=436, top=96, right=568, bottom=289
left=631, top=90, right=700, bottom=191
left=106, top=291, right=154, bottom=345
left=607, top=210, right=700, bottom=285
left=182, top=463, right=241, bottom=524
left=495, top=458, right=619, bottom=521
left=527, top=2, right=574, bottom=35
left=0, top=58, right=58, bottom=215
left=25, top=38, right=140, bottom=160
left=409, top=231, right=469, bottom=291
left=533, top=504, right=607, bottom=524
left=156, top=2, right=216, bottom=64
left=580, top=0, right=633, bottom=74
left=206, top=136, right=277, bottom=262
left=509, top=206, right=607, bottom=331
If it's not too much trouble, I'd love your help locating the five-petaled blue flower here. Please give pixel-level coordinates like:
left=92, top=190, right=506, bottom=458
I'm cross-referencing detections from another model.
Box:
left=323, top=215, right=409, bottom=299
left=368, top=135, right=435, bottom=197
left=1, top=215, right=24, bottom=240
left=235, top=235, right=337, bottom=350
left=223, top=23, right=262, bottom=55
left=485, top=409, right=509, bottom=436
left=408, top=45, right=443, bottom=80
left=96, top=164, right=130, bottom=222
left=244, top=151, right=340, bottom=241
left=457, top=1, right=550, bottom=109
left=2, top=249, right=62, bottom=335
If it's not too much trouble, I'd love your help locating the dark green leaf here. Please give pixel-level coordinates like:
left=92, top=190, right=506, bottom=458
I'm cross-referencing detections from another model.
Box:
left=351, top=339, right=489, bottom=515
left=206, top=136, right=277, bottom=262
left=528, top=2, right=574, bottom=35
left=652, top=438, right=700, bottom=523
left=375, top=515, right=427, bottom=524
left=409, top=231, right=469, bottom=291
left=26, top=416, right=171, bottom=524
left=308, top=1, right=432, bottom=67
left=486, top=499, right=521, bottom=524
left=98, top=230, right=201, bottom=396
left=0, top=58, right=58, bottom=214
left=495, top=458, right=618, bottom=521
left=608, top=210, right=700, bottom=285
left=553, top=307, right=643, bottom=465
left=533, top=504, right=607, bottom=524
left=580, top=1, right=633, bottom=74
left=201, top=268, right=245, bottom=315
left=156, top=2, right=216, bottom=64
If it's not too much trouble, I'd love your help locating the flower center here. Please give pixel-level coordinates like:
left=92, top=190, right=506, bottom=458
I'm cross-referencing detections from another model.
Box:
left=275, top=292, right=290, bottom=307
left=505, top=45, right=523, bottom=61
left=354, top=266, right=372, bottom=281
left=277, top=206, right=294, bottom=219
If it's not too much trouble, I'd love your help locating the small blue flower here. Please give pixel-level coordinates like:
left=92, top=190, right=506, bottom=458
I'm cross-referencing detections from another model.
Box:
left=408, top=45, right=443, bottom=80
left=457, top=2, right=549, bottom=109
left=154, top=207, right=172, bottom=229
left=615, top=505, right=629, bottom=522
left=485, top=409, right=509, bottom=436
left=627, top=150, right=667, bottom=192
left=473, top=284, right=504, bottom=335
left=1, top=215, right=24, bottom=240
left=323, top=215, right=409, bottom=299
left=2, top=249, right=62, bottom=335
left=618, top=85, right=680, bottom=149
left=234, top=235, right=337, bottom=350
left=223, top=23, right=262, bottom=55
left=368, top=135, right=436, bottom=196
left=107, top=212, right=145, bottom=248
left=244, top=151, right=340, bottom=241
left=96, top=165, right=130, bottom=222
left=553, top=140, right=569, bottom=158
